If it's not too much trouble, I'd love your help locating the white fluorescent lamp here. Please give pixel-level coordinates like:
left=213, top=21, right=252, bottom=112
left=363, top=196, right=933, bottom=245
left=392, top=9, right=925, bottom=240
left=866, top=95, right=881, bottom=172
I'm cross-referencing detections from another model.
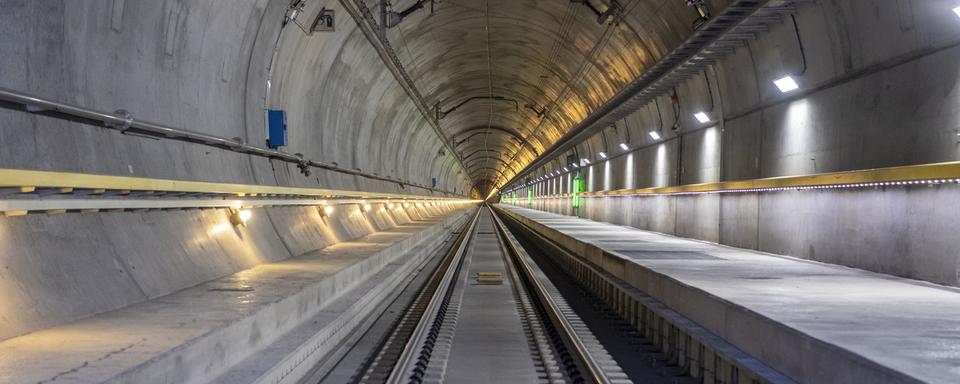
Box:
left=954, top=6, right=960, bottom=17
left=694, top=112, right=710, bottom=123
left=563, top=167, right=569, bottom=172
left=598, top=152, right=607, bottom=159
left=648, top=130, right=661, bottom=140
left=773, top=76, right=800, bottom=93
left=619, top=143, right=629, bottom=151
left=581, top=158, right=590, bottom=165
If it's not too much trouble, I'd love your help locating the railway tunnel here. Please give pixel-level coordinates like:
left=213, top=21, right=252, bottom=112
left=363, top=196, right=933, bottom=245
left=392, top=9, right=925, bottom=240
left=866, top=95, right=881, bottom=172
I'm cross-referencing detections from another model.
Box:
left=2, top=0, right=960, bottom=383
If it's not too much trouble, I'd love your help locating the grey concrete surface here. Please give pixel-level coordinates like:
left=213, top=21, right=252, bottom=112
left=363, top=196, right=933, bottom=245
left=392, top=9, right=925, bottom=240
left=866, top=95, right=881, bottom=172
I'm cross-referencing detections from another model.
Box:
left=509, top=0, right=960, bottom=284
left=439, top=211, right=541, bottom=383
left=1, top=0, right=959, bottom=381
left=0, top=206, right=469, bottom=384
left=499, top=205, right=960, bottom=384
left=523, top=182, right=960, bottom=286
left=0, top=203, right=467, bottom=340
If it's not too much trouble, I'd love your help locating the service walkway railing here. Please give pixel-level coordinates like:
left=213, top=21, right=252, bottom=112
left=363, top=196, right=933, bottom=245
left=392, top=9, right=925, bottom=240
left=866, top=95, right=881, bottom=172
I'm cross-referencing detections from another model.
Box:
left=0, top=168, right=478, bottom=217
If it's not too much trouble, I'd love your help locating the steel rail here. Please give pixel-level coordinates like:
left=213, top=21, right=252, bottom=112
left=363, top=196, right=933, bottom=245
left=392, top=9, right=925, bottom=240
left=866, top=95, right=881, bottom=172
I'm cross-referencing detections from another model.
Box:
left=0, top=167, right=460, bottom=199
left=0, top=87, right=460, bottom=196
left=504, top=159, right=960, bottom=198
left=384, top=207, right=481, bottom=384
left=0, top=197, right=473, bottom=217
left=489, top=207, right=614, bottom=384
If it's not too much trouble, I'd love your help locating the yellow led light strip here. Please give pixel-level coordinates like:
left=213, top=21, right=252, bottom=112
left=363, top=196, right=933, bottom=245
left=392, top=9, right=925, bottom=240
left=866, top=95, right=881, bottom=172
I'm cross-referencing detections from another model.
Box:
left=537, top=160, right=960, bottom=198
left=0, top=168, right=463, bottom=201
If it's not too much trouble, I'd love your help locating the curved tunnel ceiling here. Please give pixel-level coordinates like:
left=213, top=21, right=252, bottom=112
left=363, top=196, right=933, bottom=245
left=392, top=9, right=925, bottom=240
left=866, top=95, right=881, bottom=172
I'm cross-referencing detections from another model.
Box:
left=377, top=0, right=707, bottom=193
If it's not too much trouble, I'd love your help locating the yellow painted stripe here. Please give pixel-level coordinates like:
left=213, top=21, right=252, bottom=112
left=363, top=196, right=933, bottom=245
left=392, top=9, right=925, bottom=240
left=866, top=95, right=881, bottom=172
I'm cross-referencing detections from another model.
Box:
left=562, top=160, right=960, bottom=197
left=0, top=168, right=459, bottom=200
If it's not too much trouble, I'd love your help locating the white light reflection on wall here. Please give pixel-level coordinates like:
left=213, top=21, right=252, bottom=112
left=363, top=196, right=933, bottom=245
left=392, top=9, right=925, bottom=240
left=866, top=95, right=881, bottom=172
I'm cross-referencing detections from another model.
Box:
left=654, top=143, right=669, bottom=188
left=588, top=165, right=595, bottom=192
left=781, top=100, right=814, bottom=175
left=701, top=127, right=720, bottom=183
left=603, top=160, right=612, bottom=191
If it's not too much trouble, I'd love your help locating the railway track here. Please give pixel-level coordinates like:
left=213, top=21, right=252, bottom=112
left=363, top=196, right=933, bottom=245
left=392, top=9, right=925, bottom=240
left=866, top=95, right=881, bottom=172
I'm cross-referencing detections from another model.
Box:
left=321, top=205, right=630, bottom=384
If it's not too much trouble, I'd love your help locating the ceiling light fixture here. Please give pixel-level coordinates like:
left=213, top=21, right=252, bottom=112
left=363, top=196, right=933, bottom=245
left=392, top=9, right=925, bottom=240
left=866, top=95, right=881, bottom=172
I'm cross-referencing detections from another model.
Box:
left=774, top=76, right=800, bottom=93
left=598, top=152, right=607, bottom=159
left=619, top=143, right=629, bottom=151
left=694, top=112, right=710, bottom=123
left=649, top=131, right=661, bottom=140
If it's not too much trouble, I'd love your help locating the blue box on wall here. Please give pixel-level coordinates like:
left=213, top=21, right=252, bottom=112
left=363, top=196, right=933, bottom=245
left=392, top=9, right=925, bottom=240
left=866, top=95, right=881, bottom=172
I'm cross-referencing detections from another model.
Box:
left=267, top=109, right=287, bottom=148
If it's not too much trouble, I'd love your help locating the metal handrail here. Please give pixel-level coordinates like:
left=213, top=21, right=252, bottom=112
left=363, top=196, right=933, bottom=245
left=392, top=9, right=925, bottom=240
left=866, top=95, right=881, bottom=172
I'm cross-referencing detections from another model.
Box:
left=504, top=159, right=960, bottom=197
left=0, top=86, right=461, bottom=196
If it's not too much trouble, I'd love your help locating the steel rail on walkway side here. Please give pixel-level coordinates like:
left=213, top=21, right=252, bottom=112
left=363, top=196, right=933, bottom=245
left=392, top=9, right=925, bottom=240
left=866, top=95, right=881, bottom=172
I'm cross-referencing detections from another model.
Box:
left=0, top=87, right=460, bottom=196
left=384, top=207, right=482, bottom=384
left=0, top=168, right=477, bottom=216
left=489, top=207, right=616, bottom=384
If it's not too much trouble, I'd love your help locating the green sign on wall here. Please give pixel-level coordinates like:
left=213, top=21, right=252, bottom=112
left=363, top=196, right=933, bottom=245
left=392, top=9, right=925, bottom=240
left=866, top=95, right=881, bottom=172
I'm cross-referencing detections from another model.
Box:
left=572, top=173, right=584, bottom=213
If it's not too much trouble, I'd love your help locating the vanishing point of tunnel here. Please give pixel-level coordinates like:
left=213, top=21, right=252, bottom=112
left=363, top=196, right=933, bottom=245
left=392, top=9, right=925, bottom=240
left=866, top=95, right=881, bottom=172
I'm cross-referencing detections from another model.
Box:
left=1, top=0, right=960, bottom=383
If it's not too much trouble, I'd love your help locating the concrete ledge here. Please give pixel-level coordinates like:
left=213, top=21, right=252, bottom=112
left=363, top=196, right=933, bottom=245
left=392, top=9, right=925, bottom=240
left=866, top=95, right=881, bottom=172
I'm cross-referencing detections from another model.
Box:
left=0, top=208, right=470, bottom=384
left=211, top=212, right=467, bottom=384
left=497, top=205, right=955, bottom=384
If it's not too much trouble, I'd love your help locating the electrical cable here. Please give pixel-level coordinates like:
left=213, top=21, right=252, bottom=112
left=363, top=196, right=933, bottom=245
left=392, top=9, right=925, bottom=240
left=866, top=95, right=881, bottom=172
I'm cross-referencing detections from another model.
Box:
left=791, top=14, right=808, bottom=75
left=702, top=69, right=716, bottom=112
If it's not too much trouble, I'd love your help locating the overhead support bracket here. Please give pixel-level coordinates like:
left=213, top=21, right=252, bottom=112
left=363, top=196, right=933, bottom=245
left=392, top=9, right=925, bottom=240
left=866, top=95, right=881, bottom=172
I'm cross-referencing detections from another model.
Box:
left=571, top=0, right=621, bottom=25
left=382, top=0, right=434, bottom=31
left=340, top=0, right=473, bottom=185
left=502, top=0, right=807, bottom=191
left=435, top=96, right=519, bottom=120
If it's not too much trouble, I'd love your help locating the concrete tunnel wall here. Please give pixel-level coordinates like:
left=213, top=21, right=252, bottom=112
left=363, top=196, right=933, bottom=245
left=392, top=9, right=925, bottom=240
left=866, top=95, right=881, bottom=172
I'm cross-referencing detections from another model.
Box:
left=0, top=202, right=468, bottom=341
left=1, top=0, right=959, bottom=350
left=0, top=0, right=488, bottom=341
left=0, top=0, right=471, bottom=194
left=509, top=0, right=960, bottom=286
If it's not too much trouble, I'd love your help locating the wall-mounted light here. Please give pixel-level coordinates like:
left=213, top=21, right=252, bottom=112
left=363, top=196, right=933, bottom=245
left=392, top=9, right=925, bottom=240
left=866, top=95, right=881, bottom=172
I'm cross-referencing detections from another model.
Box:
left=773, top=76, right=800, bottom=93
left=319, top=205, right=334, bottom=217
left=619, top=143, right=629, bottom=151
left=387, top=203, right=394, bottom=209
left=694, top=112, right=710, bottom=124
left=361, top=204, right=372, bottom=213
left=598, top=152, right=607, bottom=159
left=403, top=203, right=410, bottom=208
left=229, top=208, right=252, bottom=226
left=648, top=131, right=661, bottom=140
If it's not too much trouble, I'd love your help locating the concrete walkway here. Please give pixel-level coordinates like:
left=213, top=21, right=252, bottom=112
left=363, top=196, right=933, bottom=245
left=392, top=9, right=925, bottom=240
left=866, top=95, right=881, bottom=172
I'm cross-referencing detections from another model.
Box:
left=0, top=209, right=467, bottom=384
left=498, top=205, right=960, bottom=384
